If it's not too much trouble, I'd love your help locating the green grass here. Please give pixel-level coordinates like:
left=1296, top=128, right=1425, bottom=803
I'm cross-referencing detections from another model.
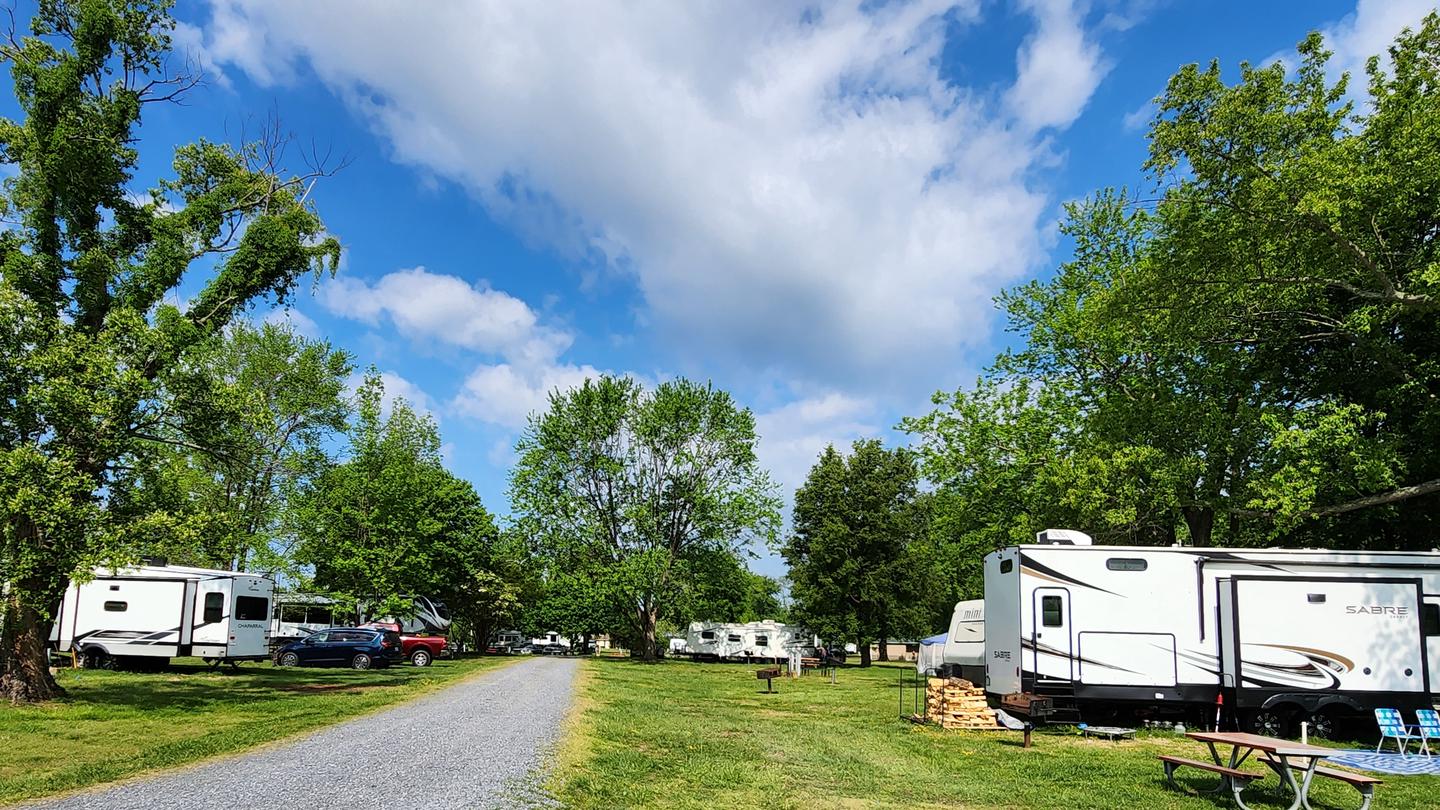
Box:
left=551, top=659, right=1440, bottom=809
left=0, top=654, right=514, bottom=805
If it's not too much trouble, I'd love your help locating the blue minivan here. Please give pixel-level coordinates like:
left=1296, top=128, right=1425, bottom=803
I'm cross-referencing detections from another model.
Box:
left=274, top=627, right=404, bottom=670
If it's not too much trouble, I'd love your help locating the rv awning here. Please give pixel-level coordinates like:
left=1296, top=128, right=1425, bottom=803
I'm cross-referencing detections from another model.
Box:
left=920, top=633, right=947, bottom=646
left=917, top=633, right=947, bottom=674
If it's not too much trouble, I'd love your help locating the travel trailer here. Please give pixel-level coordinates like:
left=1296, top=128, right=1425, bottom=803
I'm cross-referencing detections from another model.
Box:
left=683, top=620, right=813, bottom=662
left=270, top=594, right=346, bottom=643
left=50, top=561, right=274, bottom=669
left=943, top=599, right=985, bottom=683
left=361, top=595, right=451, bottom=635
left=984, top=529, right=1440, bottom=736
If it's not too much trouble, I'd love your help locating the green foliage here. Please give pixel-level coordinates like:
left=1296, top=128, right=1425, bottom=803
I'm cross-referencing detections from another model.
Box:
left=783, top=440, right=929, bottom=665
left=0, top=0, right=338, bottom=702
left=511, top=375, right=780, bottom=660
left=906, top=14, right=1440, bottom=554
left=292, top=372, right=500, bottom=613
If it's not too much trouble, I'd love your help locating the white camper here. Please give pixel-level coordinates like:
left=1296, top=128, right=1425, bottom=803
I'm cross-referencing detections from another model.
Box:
left=270, top=594, right=347, bottom=643
left=943, top=599, right=985, bottom=682
left=984, top=530, right=1440, bottom=735
left=683, top=620, right=812, bottom=662
left=51, top=561, right=274, bottom=669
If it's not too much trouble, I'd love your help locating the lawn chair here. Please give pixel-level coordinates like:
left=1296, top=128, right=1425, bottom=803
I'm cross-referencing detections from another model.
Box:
left=1415, top=709, right=1440, bottom=757
left=1374, top=708, right=1414, bottom=755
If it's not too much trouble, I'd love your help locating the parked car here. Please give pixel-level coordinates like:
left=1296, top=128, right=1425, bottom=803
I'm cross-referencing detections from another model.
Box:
left=274, top=627, right=403, bottom=670
left=538, top=643, right=567, bottom=656
left=360, top=621, right=449, bottom=666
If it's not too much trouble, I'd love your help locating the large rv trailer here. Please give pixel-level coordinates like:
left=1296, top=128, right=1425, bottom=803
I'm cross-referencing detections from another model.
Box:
left=984, top=531, right=1440, bottom=734
left=50, top=562, right=274, bottom=668
left=684, top=620, right=812, bottom=662
left=270, top=594, right=346, bottom=644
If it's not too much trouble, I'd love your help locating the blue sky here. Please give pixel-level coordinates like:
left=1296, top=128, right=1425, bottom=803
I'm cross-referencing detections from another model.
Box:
left=76, top=0, right=1438, bottom=578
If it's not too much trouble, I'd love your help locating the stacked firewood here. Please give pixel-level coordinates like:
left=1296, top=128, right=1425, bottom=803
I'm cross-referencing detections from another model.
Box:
left=926, top=677, right=998, bottom=730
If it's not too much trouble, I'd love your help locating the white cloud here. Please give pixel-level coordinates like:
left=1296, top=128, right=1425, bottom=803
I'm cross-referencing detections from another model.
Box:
left=1122, top=99, right=1153, bottom=133
left=451, top=362, right=605, bottom=430
left=319, top=267, right=569, bottom=366
left=349, top=370, right=440, bottom=424
left=261, top=306, right=320, bottom=339
left=1267, top=0, right=1435, bottom=85
left=1006, top=0, right=1111, bottom=132
left=754, top=392, right=881, bottom=499
left=191, top=0, right=1110, bottom=391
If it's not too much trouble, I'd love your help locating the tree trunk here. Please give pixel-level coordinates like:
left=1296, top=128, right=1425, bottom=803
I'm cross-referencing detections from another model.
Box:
left=637, top=604, right=658, bottom=662
left=858, top=634, right=871, bottom=667
left=878, top=617, right=890, bottom=662
left=472, top=622, right=486, bottom=656
left=1182, top=506, right=1214, bottom=548
left=1, top=577, right=64, bottom=704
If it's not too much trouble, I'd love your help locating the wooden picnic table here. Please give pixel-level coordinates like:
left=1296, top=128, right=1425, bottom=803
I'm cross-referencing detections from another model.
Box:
left=1182, top=731, right=1337, bottom=810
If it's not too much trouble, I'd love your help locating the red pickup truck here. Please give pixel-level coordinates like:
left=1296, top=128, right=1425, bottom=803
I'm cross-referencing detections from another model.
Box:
left=361, top=622, right=447, bottom=666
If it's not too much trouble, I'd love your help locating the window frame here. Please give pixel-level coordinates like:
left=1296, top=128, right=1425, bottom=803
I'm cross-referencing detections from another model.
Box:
left=1105, top=558, right=1148, bottom=572
left=1040, top=595, right=1064, bottom=628
left=203, top=592, right=224, bottom=623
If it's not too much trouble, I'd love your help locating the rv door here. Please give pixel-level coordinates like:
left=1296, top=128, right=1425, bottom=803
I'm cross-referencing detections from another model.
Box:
left=1425, top=595, right=1440, bottom=694
left=1032, top=587, right=1073, bottom=682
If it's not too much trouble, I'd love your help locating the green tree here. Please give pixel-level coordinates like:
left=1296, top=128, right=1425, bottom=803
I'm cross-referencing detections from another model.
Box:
left=292, top=373, right=499, bottom=614
left=782, top=440, right=928, bottom=666
left=0, top=1, right=339, bottom=703
left=511, top=375, right=780, bottom=661
left=122, top=320, right=352, bottom=572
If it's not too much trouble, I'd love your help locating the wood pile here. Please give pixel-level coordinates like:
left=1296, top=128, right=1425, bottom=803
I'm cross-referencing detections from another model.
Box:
left=926, top=677, right=998, bottom=730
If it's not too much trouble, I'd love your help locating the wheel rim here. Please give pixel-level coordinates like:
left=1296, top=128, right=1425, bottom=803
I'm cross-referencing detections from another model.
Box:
left=1254, top=711, right=1285, bottom=736
left=281, top=653, right=298, bottom=667
left=414, top=651, right=429, bottom=666
left=354, top=655, right=371, bottom=670
left=1308, top=713, right=1335, bottom=739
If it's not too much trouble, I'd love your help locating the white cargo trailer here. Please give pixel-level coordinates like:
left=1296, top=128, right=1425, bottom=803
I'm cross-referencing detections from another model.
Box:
left=50, top=561, right=274, bottom=669
left=984, top=530, right=1440, bottom=735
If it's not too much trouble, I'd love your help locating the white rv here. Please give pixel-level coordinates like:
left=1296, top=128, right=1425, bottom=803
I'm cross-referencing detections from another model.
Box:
left=943, top=599, right=985, bottom=682
left=271, top=594, right=346, bottom=643
left=984, top=529, right=1440, bottom=735
left=683, top=620, right=812, bottom=662
left=50, top=561, right=274, bottom=669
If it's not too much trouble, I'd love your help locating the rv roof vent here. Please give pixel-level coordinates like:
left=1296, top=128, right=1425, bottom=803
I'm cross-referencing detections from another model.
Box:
left=140, top=555, right=168, bottom=567
left=1035, top=529, right=1093, bottom=546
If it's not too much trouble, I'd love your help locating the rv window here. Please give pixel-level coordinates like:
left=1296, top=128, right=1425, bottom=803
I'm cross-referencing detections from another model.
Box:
left=103, top=601, right=126, bottom=612
left=1000, top=559, right=1014, bottom=574
left=235, top=596, right=269, bottom=621
left=1424, top=604, right=1440, bottom=637
left=203, top=592, right=224, bottom=623
left=1307, top=594, right=1327, bottom=604
left=1041, top=595, right=1063, bottom=627
left=1106, top=558, right=1147, bottom=571
left=755, top=635, right=769, bottom=646
left=700, top=630, right=716, bottom=641
left=727, top=634, right=742, bottom=643
left=280, top=604, right=307, bottom=624
left=307, top=606, right=334, bottom=625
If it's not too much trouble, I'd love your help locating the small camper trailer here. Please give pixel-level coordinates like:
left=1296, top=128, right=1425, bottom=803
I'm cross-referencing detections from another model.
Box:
left=50, top=561, right=274, bottom=669
left=984, top=529, right=1440, bottom=735
left=683, top=620, right=813, bottom=662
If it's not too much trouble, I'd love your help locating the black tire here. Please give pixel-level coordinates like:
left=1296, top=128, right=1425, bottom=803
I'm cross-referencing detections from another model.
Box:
left=1304, top=709, right=1337, bottom=740
left=1249, top=707, right=1294, bottom=737
left=351, top=653, right=372, bottom=670
left=81, top=648, right=115, bottom=670
left=411, top=649, right=432, bottom=667
left=277, top=651, right=300, bottom=668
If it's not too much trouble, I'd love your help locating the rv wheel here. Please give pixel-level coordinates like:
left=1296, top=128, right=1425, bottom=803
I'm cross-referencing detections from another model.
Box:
left=1304, top=710, right=1336, bottom=740
left=411, top=649, right=432, bottom=667
left=351, top=653, right=373, bottom=670
left=81, top=648, right=115, bottom=671
left=1248, top=708, right=1293, bottom=737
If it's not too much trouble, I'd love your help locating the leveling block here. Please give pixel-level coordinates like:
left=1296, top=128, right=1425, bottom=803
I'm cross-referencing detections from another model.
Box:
left=925, top=677, right=1000, bottom=730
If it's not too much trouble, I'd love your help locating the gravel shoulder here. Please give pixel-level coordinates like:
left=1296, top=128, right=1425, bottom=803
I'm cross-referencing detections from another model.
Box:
left=20, top=656, right=581, bottom=810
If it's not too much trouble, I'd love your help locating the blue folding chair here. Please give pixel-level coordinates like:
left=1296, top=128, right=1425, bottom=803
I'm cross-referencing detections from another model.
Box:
left=1375, top=708, right=1414, bottom=755
left=1415, top=709, right=1440, bottom=757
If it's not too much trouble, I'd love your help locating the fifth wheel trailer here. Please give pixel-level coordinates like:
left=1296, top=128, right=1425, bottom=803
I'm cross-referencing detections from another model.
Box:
left=683, top=620, right=813, bottom=662
left=983, top=531, right=1440, bottom=735
left=50, top=561, right=274, bottom=669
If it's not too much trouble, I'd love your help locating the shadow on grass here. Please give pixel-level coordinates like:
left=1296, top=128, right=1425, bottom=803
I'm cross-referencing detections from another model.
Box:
left=56, top=663, right=427, bottom=712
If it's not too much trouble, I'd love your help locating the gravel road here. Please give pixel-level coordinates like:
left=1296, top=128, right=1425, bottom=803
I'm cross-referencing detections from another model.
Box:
left=22, top=656, right=580, bottom=810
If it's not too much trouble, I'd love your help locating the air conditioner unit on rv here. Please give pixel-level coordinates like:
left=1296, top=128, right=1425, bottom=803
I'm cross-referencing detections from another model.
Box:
left=1035, top=529, right=1093, bottom=546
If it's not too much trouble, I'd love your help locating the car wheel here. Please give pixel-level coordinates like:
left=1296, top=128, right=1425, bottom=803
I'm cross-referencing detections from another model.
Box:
left=411, top=649, right=432, bottom=667
left=277, top=651, right=300, bottom=667
left=351, top=653, right=372, bottom=670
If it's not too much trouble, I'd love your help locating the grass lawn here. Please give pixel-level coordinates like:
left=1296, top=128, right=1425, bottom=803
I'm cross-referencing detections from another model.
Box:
left=0, top=654, right=514, bottom=806
left=551, top=659, right=1440, bottom=809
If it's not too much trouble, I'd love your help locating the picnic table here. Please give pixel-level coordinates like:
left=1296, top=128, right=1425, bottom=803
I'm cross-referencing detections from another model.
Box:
left=1161, top=731, right=1378, bottom=810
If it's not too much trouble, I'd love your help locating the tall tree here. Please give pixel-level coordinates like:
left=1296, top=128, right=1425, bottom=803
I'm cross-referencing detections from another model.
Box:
left=0, top=1, right=339, bottom=703
left=511, top=375, right=779, bottom=661
left=783, top=440, right=928, bottom=666
left=123, top=320, right=352, bottom=572
left=292, top=373, right=499, bottom=615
